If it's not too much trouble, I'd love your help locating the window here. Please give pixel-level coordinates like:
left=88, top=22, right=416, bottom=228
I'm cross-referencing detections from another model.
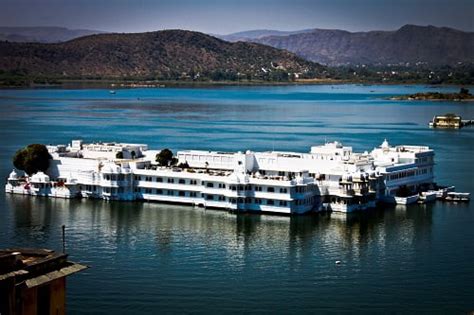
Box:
left=167, top=190, right=174, bottom=195
left=206, top=182, right=214, bottom=188
left=279, top=201, right=287, bottom=206
left=255, top=186, right=262, bottom=192
left=280, top=188, right=287, bottom=193
left=167, top=178, right=174, bottom=183
left=157, top=189, right=163, bottom=194
left=156, top=177, right=163, bottom=182
left=190, top=180, right=197, bottom=185
left=206, top=194, right=214, bottom=200
left=267, top=187, right=274, bottom=193
left=267, top=199, right=274, bottom=205
left=179, top=179, right=185, bottom=184
left=179, top=191, right=185, bottom=196
left=190, top=192, right=197, bottom=197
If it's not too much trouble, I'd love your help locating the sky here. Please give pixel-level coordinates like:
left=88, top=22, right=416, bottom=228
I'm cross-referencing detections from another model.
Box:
left=0, top=0, right=473, bottom=34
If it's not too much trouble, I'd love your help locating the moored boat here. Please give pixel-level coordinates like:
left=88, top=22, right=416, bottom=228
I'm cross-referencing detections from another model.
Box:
left=445, top=192, right=470, bottom=202
left=418, top=191, right=437, bottom=203
left=394, top=195, right=419, bottom=205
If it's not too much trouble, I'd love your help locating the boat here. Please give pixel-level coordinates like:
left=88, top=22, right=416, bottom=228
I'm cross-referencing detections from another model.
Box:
left=435, top=186, right=456, bottom=199
left=109, top=90, right=116, bottom=94
left=445, top=192, right=470, bottom=202
left=394, top=195, right=419, bottom=205
left=418, top=191, right=437, bottom=203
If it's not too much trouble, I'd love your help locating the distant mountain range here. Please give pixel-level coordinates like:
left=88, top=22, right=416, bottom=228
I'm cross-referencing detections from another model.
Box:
left=1, top=24, right=471, bottom=68
left=216, top=29, right=315, bottom=42
left=218, top=25, right=474, bottom=66
left=0, top=30, right=323, bottom=80
left=0, top=26, right=106, bottom=43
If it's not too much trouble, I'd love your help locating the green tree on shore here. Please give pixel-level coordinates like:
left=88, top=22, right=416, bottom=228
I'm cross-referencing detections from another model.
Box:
left=13, top=144, right=52, bottom=175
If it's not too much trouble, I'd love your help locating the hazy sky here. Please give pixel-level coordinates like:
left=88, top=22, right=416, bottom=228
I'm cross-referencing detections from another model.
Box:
left=1, top=0, right=473, bottom=34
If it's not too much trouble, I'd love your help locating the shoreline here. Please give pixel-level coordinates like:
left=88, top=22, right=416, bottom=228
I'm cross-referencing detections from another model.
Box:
left=1, top=78, right=473, bottom=89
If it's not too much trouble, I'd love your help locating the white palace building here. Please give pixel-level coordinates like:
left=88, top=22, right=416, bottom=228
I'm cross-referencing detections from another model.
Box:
left=5, top=139, right=436, bottom=214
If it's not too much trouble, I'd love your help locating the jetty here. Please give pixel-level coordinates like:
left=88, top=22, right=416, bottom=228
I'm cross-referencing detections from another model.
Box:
left=0, top=248, right=87, bottom=315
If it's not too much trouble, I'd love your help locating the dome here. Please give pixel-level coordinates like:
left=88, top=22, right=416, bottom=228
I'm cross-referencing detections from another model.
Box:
left=8, top=169, right=19, bottom=180
left=381, top=139, right=390, bottom=149
left=30, top=171, right=50, bottom=183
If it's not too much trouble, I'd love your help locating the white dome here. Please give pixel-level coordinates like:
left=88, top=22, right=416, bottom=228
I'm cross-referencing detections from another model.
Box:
left=381, top=139, right=389, bottom=149
left=8, top=169, right=19, bottom=180
left=30, top=171, right=50, bottom=183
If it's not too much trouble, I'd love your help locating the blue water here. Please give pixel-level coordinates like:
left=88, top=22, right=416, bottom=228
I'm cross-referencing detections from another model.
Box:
left=0, top=84, right=473, bottom=313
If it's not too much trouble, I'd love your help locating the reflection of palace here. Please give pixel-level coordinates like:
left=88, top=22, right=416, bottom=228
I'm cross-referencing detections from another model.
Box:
left=6, top=139, right=434, bottom=214
left=6, top=194, right=433, bottom=270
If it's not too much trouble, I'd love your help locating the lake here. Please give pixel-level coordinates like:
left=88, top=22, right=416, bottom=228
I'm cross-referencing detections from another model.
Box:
left=0, top=84, right=473, bottom=313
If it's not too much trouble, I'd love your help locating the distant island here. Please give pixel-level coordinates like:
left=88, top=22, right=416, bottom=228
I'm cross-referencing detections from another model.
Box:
left=390, top=88, right=474, bottom=101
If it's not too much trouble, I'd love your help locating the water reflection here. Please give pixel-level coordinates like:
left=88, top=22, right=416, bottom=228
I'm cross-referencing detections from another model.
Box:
left=5, top=194, right=433, bottom=270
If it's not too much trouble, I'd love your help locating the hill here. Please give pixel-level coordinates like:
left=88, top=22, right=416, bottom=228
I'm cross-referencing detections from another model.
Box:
left=0, top=26, right=106, bottom=43
left=248, top=25, right=474, bottom=66
left=0, top=29, right=325, bottom=83
left=217, top=29, right=314, bottom=42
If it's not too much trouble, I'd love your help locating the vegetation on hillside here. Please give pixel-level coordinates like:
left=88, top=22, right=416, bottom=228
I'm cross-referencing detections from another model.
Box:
left=0, top=30, right=325, bottom=86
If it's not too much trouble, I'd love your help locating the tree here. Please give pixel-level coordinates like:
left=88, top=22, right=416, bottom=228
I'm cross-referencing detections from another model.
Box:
left=13, top=144, right=52, bottom=175
left=156, top=149, right=177, bottom=166
left=178, top=162, right=189, bottom=169
left=460, top=87, right=470, bottom=95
